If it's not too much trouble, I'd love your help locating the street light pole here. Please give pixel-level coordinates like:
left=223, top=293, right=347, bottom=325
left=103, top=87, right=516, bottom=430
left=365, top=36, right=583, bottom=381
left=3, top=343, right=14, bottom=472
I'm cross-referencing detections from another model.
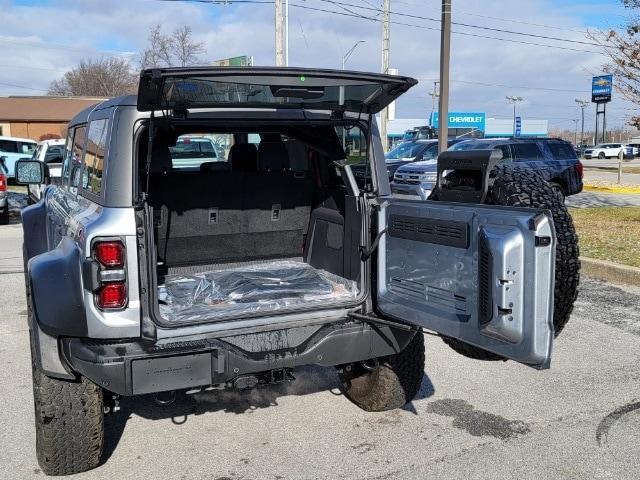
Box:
left=506, top=95, right=523, bottom=137
left=575, top=99, right=588, bottom=147
left=342, top=40, right=365, bottom=70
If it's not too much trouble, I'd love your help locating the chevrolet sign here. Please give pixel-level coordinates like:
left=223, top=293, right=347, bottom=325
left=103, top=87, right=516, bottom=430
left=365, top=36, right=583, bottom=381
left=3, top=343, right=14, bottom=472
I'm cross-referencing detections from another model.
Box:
left=432, top=112, right=486, bottom=130
left=592, top=75, right=612, bottom=103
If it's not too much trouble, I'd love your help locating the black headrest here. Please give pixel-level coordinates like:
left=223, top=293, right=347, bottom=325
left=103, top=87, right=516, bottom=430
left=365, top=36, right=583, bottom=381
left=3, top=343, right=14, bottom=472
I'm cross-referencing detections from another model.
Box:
left=200, top=161, right=230, bottom=173
left=229, top=143, right=258, bottom=172
left=258, top=141, right=288, bottom=172
left=286, top=140, right=308, bottom=172
left=150, top=139, right=173, bottom=174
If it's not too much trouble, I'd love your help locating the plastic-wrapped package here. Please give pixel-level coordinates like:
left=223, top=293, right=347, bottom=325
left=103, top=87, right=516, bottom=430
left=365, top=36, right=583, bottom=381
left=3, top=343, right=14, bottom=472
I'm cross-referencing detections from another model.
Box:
left=158, top=261, right=358, bottom=323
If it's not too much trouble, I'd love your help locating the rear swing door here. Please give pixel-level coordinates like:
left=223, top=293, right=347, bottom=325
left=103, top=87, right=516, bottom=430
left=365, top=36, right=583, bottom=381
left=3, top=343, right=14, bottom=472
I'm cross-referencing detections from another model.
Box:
left=375, top=197, right=556, bottom=369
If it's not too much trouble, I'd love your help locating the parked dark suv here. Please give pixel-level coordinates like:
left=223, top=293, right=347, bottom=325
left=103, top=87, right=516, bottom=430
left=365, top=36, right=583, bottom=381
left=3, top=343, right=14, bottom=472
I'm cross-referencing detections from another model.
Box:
left=392, top=137, right=583, bottom=201
left=16, top=67, right=579, bottom=475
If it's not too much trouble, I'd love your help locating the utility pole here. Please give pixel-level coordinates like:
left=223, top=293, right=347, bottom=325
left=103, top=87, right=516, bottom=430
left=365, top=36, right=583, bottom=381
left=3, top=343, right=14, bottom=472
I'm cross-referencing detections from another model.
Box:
left=572, top=119, right=578, bottom=146
left=575, top=99, right=588, bottom=147
left=438, top=0, right=451, bottom=154
left=285, top=0, right=289, bottom=66
left=380, top=0, right=390, bottom=151
left=506, top=95, right=523, bottom=136
left=275, top=0, right=285, bottom=66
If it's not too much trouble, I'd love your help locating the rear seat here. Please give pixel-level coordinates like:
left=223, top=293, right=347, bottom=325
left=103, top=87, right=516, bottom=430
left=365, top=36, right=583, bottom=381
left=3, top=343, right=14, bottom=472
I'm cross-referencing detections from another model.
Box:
left=152, top=141, right=314, bottom=266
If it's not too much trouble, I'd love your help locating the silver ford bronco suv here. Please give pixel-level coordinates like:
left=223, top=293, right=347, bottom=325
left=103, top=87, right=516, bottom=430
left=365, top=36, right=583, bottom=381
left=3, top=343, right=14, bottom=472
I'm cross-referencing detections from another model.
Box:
left=16, top=67, right=579, bottom=476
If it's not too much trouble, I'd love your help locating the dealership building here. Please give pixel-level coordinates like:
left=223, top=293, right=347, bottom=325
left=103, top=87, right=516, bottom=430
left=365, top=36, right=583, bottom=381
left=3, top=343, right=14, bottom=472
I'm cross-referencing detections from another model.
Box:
left=385, top=111, right=549, bottom=142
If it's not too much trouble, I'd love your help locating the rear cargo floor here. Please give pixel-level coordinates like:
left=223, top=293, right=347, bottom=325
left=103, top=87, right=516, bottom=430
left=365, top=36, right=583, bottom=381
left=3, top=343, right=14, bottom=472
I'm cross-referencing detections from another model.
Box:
left=157, top=260, right=358, bottom=324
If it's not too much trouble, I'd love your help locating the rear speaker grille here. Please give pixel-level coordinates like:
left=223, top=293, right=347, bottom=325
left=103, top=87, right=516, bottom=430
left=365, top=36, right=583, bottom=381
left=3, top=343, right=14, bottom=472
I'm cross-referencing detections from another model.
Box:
left=388, top=214, right=469, bottom=248
left=478, top=231, right=492, bottom=325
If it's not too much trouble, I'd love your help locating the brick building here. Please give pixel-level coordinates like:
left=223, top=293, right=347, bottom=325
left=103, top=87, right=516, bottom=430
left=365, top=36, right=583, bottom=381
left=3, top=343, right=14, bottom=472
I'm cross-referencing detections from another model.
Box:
left=0, top=96, right=106, bottom=141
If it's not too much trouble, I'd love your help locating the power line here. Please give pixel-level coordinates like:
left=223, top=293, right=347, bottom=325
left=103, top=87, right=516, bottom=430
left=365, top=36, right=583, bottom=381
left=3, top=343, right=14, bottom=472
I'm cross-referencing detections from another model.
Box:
left=0, top=82, right=48, bottom=92
left=153, top=0, right=606, bottom=54
left=416, top=78, right=591, bottom=93
left=286, top=3, right=605, bottom=55
left=313, top=0, right=601, bottom=47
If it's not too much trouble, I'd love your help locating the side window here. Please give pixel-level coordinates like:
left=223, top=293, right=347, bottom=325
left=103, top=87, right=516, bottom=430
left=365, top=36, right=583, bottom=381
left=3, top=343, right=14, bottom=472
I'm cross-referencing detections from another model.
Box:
left=547, top=143, right=577, bottom=160
left=19, top=142, right=36, bottom=155
left=69, top=125, right=87, bottom=189
left=84, top=119, right=109, bottom=195
left=422, top=144, right=438, bottom=160
left=512, top=143, right=544, bottom=161
left=0, top=140, right=18, bottom=153
left=44, top=145, right=64, bottom=163
left=495, top=145, right=512, bottom=160
left=62, top=128, right=75, bottom=184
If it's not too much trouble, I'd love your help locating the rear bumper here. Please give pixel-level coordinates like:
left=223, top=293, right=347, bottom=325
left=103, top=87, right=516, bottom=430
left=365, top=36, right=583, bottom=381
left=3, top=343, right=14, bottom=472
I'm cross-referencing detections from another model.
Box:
left=63, top=320, right=415, bottom=396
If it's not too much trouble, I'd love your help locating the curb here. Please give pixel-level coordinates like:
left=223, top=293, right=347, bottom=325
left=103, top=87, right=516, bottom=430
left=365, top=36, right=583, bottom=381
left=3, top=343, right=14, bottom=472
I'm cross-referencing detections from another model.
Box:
left=583, top=185, right=640, bottom=195
left=581, top=257, right=640, bottom=287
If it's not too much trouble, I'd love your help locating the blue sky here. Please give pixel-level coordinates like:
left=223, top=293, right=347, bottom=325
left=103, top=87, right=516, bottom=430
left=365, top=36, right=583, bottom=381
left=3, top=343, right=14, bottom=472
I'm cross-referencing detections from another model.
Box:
left=1, top=0, right=637, bottom=130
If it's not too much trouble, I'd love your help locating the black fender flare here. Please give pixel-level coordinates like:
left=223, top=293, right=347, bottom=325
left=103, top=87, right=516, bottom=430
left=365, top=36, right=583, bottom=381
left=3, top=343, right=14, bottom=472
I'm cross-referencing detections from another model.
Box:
left=28, top=237, right=88, bottom=337
left=21, top=199, right=49, bottom=261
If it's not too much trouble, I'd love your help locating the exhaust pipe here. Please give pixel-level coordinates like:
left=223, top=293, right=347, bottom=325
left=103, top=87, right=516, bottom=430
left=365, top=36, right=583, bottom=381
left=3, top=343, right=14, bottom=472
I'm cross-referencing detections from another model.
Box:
left=154, top=390, right=176, bottom=406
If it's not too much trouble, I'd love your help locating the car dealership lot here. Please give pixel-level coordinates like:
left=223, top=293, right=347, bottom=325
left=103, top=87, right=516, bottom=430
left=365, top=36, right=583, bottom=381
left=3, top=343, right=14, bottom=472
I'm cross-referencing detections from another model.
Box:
left=1, top=224, right=639, bottom=479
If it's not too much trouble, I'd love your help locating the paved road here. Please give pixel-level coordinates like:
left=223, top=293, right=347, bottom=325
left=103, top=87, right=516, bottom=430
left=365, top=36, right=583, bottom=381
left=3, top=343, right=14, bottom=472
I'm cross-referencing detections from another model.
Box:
left=2, top=229, right=639, bottom=479
left=395, top=191, right=640, bottom=208
left=566, top=191, right=640, bottom=208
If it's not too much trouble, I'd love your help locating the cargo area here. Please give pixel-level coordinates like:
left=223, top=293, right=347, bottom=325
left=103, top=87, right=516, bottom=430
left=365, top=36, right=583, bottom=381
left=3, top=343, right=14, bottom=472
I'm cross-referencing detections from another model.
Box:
left=141, top=124, right=367, bottom=325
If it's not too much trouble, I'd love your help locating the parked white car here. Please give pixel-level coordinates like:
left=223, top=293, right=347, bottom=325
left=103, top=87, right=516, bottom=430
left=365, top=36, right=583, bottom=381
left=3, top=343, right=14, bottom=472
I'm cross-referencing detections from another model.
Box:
left=28, top=139, right=65, bottom=203
left=0, top=135, right=37, bottom=178
left=583, top=143, right=625, bottom=159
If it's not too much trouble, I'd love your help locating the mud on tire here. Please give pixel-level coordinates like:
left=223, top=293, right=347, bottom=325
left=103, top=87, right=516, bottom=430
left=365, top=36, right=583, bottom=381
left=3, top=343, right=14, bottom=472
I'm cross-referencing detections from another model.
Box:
left=437, top=164, right=580, bottom=361
left=338, top=332, right=425, bottom=411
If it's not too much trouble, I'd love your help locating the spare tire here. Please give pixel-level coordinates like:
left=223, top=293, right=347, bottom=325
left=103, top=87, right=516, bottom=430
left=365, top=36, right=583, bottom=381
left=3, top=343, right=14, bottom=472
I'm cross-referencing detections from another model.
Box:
left=432, top=163, right=580, bottom=361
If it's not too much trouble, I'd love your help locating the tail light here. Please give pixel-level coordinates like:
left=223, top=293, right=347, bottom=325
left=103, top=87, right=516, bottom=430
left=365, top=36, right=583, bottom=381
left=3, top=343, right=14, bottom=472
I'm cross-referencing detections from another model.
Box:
left=576, top=161, right=584, bottom=179
left=95, top=241, right=125, bottom=267
left=0, top=174, right=6, bottom=192
left=97, top=283, right=127, bottom=309
left=92, top=240, right=127, bottom=309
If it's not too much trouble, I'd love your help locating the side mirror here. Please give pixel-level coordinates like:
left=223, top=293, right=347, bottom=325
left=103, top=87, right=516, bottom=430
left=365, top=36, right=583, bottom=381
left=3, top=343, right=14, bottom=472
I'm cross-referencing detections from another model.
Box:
left=15, top=159, right=46, bottom=185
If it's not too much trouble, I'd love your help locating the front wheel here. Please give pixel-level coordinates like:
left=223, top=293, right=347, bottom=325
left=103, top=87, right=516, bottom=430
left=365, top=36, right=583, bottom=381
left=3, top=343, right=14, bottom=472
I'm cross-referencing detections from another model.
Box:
left=338, top=333, right=425, bottom=412
left=598, top=152, right=606, bottom=159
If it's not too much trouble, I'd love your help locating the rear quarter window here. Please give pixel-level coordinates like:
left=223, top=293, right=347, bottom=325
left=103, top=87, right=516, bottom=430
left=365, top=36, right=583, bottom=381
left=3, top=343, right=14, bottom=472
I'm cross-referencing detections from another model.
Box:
left=547, top=143, right=577, bottom=160
left=512, top=143, right=544, bottom=161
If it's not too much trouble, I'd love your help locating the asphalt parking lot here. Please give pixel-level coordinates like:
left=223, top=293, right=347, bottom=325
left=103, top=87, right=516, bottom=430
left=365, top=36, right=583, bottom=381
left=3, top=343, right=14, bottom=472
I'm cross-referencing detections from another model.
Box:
left=1, top=223, right=639, bottom=479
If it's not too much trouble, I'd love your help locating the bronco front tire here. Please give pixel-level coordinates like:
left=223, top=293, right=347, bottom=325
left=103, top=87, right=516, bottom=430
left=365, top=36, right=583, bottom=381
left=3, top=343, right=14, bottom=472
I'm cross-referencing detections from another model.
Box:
left=338, top=332, right=425, bottom=411
left=435, top=164, right=580, bottom=361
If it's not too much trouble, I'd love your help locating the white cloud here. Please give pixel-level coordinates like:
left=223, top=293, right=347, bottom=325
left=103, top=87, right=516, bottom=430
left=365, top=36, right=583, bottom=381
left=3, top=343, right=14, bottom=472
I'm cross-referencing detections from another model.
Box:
left=0, top=0, right=635, bottom=127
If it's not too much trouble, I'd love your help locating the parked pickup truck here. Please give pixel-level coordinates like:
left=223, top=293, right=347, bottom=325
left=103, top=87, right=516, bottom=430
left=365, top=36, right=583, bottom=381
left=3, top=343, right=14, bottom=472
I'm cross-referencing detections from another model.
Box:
left=392, top=137, right=583, bottom=202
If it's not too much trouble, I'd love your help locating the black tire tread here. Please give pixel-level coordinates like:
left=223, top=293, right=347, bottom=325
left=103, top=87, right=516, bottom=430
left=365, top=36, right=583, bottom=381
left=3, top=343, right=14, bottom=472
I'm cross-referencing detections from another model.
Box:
left=32, top=365, right=104, bottom=476
left=28, top=262, right=104, bottom=476
left=339, top=333, right=425, bottom=411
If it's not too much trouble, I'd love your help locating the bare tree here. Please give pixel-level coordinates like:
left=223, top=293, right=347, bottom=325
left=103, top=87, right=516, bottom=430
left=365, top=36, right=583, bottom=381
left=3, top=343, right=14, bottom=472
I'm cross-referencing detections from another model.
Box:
left=48, top=57, right=137, bottom=97
left=138, top=24, right=206, bottom=69
left=590, top=0, right=640, bottom=128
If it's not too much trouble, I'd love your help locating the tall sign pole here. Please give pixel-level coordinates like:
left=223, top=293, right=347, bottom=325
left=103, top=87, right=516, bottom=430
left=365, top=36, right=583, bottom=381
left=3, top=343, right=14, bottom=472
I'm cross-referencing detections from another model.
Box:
left=380, top=0, right=390, bottom=151
left=592, top=75, right=612, bottom=144
left=438, top=0, right=451, bottom=154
